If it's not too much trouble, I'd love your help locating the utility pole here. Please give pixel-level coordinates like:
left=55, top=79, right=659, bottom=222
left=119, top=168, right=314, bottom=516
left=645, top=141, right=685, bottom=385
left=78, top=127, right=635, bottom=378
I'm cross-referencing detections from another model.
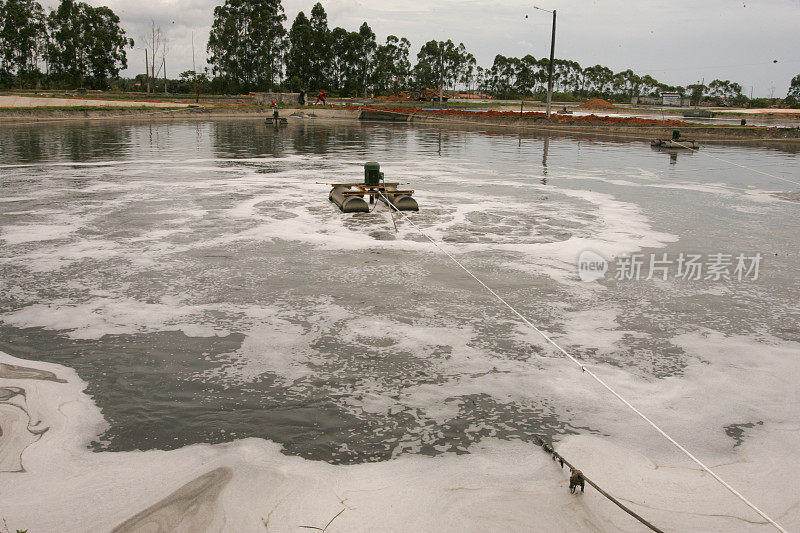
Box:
left=439, top=44, right=444, bottom=105
left=145, top=51, right=150, bottom=93
left=163, top=56, right=167, bottom=95
left=533, top=6, right=557, bottom=118
left=546, top=9, right=556, bottom=118
left=192, top=31, right=199, bottom=103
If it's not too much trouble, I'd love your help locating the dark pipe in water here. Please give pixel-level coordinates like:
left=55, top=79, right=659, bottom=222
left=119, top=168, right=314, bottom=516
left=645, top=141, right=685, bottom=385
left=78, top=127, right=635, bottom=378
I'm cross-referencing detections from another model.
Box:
left=329, top=186, right=369, bottom=213
left=382, top=193, right=419, bottom=211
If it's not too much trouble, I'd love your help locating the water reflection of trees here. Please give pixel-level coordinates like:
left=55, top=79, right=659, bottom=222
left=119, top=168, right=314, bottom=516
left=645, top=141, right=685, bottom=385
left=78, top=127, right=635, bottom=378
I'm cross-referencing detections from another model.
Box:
left=210, top=118, right=281, bottom=158
left=0, top=122, right=133, bottom=163
left=209, top=119, right=431, bottom=159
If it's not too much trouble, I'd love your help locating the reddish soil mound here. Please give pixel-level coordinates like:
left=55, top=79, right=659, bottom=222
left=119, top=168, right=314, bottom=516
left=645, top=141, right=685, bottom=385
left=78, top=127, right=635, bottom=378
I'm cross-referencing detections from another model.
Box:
left=578, top=98, right=616, bottom=110
left=354, top=106, right=687, bottom=126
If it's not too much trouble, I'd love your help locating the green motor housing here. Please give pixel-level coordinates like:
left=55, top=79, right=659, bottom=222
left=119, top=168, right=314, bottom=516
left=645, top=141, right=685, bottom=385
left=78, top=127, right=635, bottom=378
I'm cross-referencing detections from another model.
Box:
left=364, top=161, right=383, bottom=186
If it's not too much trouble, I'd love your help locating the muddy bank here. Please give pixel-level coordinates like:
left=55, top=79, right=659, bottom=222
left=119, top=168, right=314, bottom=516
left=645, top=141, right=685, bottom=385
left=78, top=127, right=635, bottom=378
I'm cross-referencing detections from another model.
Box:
left=2, top=105, right=798, bottom=143
left=358, top=108, right=800, bottom=142
left=0, top=106, right=360, bottom=122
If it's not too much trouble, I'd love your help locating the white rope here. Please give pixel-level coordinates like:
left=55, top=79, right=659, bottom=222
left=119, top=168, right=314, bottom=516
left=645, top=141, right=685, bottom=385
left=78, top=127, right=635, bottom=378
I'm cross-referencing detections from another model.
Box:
left=376, top=191, right=788, bottom=532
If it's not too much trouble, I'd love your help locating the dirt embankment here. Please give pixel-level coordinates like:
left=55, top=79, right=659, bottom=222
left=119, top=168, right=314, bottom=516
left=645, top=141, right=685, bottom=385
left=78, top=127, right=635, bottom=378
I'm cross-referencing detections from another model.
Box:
left=0, top=106, right=361, bottom=122
left=357, top=106, right=688, bottom=126
left=356, top=107, right=800, bottom=142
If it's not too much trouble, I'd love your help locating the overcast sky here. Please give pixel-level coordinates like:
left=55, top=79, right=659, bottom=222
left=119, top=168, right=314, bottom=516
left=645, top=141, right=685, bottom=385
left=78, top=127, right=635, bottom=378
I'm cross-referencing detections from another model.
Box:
left=43, top=0, right=800, bottom=96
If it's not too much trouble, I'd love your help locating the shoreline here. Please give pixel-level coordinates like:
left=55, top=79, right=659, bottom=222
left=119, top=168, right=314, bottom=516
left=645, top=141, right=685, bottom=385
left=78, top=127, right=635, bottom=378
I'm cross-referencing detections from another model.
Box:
left=1, top=106, right=799, bottom=144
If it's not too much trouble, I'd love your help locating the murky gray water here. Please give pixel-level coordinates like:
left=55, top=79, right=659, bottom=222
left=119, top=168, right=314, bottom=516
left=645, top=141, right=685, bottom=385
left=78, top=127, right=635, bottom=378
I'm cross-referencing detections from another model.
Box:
left=1, top=118, right=798, bottom=463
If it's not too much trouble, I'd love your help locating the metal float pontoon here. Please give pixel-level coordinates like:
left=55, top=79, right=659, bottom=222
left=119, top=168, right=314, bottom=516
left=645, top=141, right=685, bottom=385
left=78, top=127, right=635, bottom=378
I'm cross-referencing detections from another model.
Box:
left=328, top=162, right=419, bottom=213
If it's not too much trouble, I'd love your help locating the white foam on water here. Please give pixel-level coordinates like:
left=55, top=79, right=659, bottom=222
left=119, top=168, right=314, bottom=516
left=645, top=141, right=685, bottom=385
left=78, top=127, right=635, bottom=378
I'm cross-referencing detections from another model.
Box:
left=3, top=136, right=799, bottom=530
left=1, top=223, right=76, bottom=244
left=2, top=338, right=797, bottom=532
left=0, top=298, right=229, bottom=340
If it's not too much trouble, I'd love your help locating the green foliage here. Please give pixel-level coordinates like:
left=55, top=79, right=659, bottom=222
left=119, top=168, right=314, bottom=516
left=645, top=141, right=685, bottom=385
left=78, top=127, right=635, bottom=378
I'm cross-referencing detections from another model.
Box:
left=0, top=0, right=46, bottom=87
left=47, top=0, right=131, bottom=88
left=708, top=79, right=742, bottom=100
left=284, top=11, right=312, bottom=90
left=310, top=20, right=378, bottom=96
left=1, top=0, right=786, bottom=103
left=207, top=0, right=287, bottom=92
left=686, top=83, right=708, bottom=106
left=374, top=35, right=411, bottom=94
left=308, top=3, right=330, bottom=88
left=413, top=39, right=470, bottom=94
left=788, top=74, right=800, bottom=99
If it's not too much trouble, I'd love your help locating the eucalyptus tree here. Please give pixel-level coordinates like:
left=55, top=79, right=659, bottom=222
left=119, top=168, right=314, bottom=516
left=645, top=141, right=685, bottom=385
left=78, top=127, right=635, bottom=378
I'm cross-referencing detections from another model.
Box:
left=617, top=68, right=643, bottom=97
left=514, top=54, right=537, bottom=95
left=329, top=28, right=364, bottom=95
left=708, top=79, right=742, bottom=99
left=328, top=26, right=348, bottom=90
left=445, top=42, right=468, bottom=91
left=308, top=2, right=330, bottom=89
left=686, top=83, right=708, bottom=105
left=47, top=0, right=130, bottom=88
left=208, top=0, right=287, bottom=91
left=558, top=59, right=582, bottom=93
left=640, top=74, right=660, bottom=97
left=475, top=65, right=486, bottom=95
left=0, top=0, right=47, bottom=86
left=487, top=54, right=516, bottom=97
left=284, top=11, right=312, bottom=90
left=356, top=22, right=376, bottom=95
left=460, top=52, right=476, bottom=96
left=83, top=6, right=132, bottom=86
left=413, top=40, right=441, bottom=88
left=583, top=64, right=613, bottom=95
left=413, top=39, right=468, bottom=94
left=374, top=34, right=411, bottom=94
left=788, top=74, right=800, bottom=99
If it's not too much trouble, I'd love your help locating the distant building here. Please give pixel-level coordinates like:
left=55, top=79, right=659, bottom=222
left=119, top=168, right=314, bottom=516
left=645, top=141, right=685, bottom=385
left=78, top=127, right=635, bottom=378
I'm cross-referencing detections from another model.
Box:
left=631, top=93, right=692, bottom=106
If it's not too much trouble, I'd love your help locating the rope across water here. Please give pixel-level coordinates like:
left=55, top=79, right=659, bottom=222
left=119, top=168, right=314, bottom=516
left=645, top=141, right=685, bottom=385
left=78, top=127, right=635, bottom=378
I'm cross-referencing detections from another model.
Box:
left=375, top=189, right=788, bottom=532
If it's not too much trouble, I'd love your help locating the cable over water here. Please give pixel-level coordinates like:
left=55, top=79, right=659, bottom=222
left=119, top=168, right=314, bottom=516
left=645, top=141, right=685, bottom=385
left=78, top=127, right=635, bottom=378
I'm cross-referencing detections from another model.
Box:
left=375, top=189, right=788, bottom=532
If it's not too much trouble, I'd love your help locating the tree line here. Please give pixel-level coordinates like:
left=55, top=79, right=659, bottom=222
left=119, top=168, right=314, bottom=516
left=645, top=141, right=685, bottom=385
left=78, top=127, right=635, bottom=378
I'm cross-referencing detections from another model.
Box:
left=0, top=0, right=132, bottom=89
left=2, top=0, right=799, bottom=106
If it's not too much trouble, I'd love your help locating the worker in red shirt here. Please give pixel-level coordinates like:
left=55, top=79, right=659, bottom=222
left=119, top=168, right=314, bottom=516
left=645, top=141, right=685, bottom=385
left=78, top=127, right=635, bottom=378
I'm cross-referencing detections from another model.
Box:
left=315, top=91, right=327, bottom=105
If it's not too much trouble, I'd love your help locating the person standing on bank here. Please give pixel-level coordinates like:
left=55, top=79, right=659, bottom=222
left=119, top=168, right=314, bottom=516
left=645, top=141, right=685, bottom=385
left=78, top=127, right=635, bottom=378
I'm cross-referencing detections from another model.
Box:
left=315, top=91, right=327, bottom=105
